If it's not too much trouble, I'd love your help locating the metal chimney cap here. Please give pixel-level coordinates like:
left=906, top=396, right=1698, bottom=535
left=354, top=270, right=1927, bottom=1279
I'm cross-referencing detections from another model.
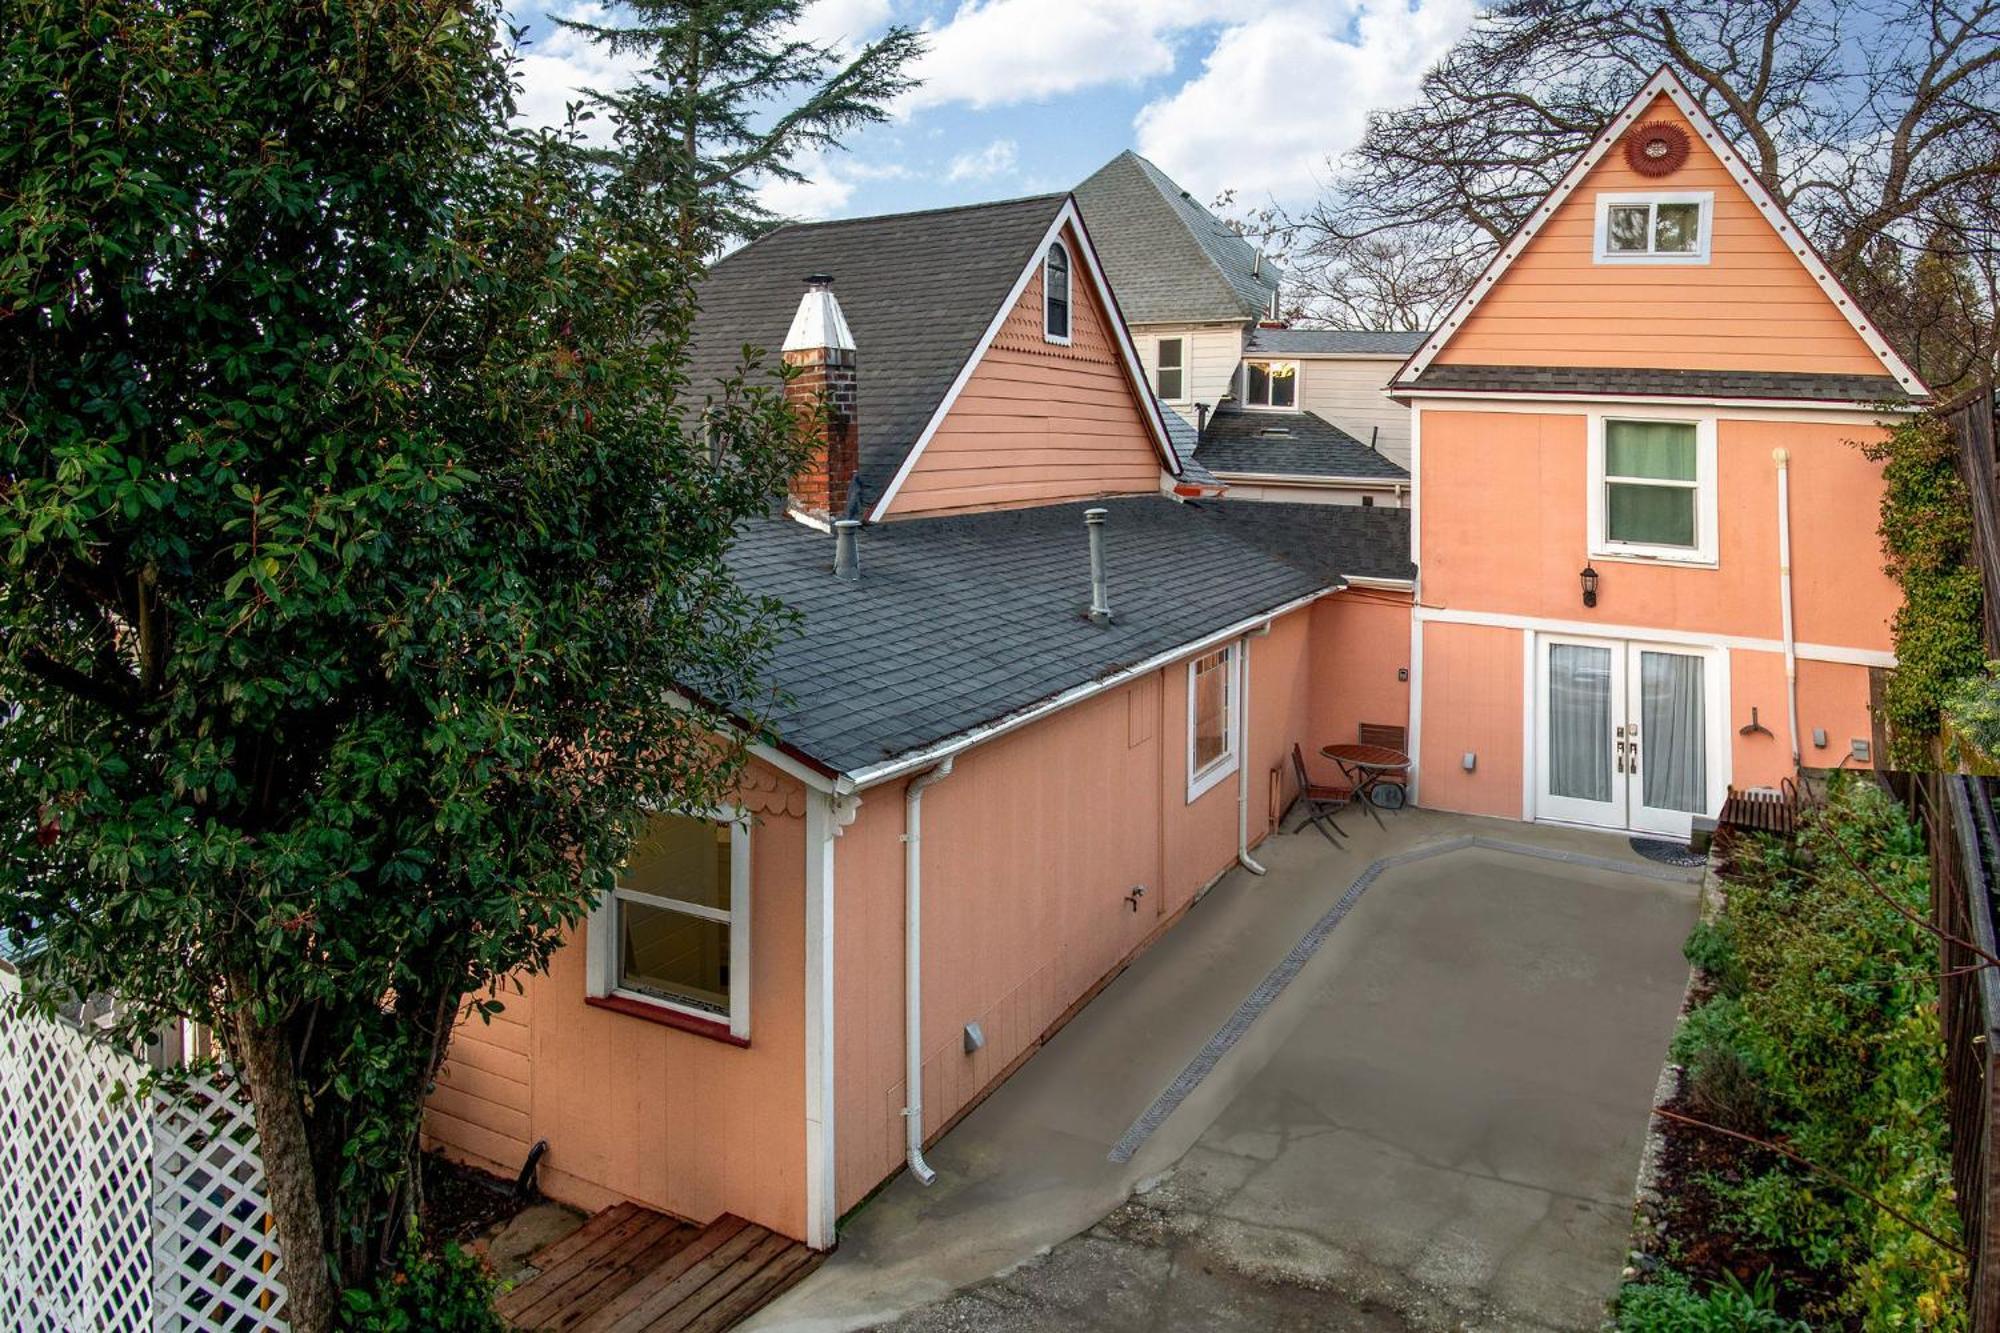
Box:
left=804, top=273, right=834, bottom=287
left=1084, top=507, right=1107, bottom=524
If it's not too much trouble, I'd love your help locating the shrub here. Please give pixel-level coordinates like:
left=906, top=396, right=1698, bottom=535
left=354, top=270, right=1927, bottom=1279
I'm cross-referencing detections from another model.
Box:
left=340, top=1232, right=503, bottom=1333
left=1684, top=917, right=1746, bottom=998
left=1671, top=997, right=1775, bottom=1132
left=1616, top=1268, right=1806, bottom=1332
left=1666, top=775, right=1967, bottom=1329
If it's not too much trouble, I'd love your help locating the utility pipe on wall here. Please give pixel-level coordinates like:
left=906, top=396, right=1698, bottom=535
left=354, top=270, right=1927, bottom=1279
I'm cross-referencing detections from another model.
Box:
left=1236, top=633, right=1267, bottom=877
left=1773, top=449, right=1802, bottom=769
left=902, top=756, right=954, bottom=1186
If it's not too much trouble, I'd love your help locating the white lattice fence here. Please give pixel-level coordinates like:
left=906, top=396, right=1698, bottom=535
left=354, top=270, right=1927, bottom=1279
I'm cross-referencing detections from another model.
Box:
left=0, top=971, right=287, bottom=1332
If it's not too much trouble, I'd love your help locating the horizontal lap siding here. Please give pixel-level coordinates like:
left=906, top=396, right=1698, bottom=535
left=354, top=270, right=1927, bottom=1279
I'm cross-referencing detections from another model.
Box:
left=1297, top=358, right=1412, bottom=470
left=888, top=223, right=1163, bottom=517
left=1132, top=325, right=1246, bottom=428
left=1434, top=94, right=1886, bottom=376
left=424, top=760, right=812, bottom=1241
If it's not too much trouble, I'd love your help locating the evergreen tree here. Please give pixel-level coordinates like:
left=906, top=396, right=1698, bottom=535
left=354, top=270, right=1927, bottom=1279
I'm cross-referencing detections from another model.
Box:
left=559, top=0, right=923, bottom=254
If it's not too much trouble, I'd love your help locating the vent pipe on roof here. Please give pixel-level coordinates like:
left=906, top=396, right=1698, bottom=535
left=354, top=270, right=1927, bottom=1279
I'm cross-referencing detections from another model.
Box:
left=833, top=519, right=860, bottom=582
left=1085, top=508, right=1112, bottom=626
left=1196, top=403, right=1210, bottom=435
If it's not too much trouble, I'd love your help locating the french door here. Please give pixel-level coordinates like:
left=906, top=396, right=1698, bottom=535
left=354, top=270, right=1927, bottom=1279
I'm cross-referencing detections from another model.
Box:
left=1535, top=636, right=1718, bottom=836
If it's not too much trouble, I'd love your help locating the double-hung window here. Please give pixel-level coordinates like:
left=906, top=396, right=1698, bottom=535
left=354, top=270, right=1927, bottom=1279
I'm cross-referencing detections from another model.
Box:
left=589, top=810, right=750, bottom=1038
left=1043, top=242, right=1071, bottom=344
left=1595, top=192, right=1712, bottom=262
left=1187, top=645, right=1239, bottom=801
left=1242, top=360, right=1297, bottom=409
left=1588, top=415, right=1718, bottom=565
left=1156, top=337, right=1185, bottom=401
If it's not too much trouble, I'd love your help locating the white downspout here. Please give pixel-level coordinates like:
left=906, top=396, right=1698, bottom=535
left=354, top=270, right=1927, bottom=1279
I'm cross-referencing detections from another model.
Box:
left=1773, top=449, right=1802, bottom=770
left=902, top=757, right=954, bottom=1186
left=1236, top=633, right=1267, bottom=876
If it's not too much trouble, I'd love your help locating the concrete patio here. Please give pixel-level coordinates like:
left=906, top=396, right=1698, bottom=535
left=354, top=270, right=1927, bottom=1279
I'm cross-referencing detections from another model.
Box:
left=745, top=810, right=1702, bottom=1332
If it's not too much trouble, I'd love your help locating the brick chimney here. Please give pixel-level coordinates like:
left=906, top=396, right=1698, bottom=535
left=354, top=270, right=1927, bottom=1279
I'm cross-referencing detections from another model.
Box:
left=782, top=274, right=859, bottom=519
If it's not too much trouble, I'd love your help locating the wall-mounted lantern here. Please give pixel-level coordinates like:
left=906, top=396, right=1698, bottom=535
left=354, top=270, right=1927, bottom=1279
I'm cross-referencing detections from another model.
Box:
left=1580, top=564, right=1600, bottom=608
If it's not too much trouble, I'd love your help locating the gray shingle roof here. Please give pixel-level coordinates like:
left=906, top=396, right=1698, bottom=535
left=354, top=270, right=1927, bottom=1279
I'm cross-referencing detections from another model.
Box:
left=1156, top=402, right=1218, bottom=487
left=1196, top=500, right=1415, bottom=584
left=1398, top=363, right=1924, bottom=404
left=686, top=194, right=1069, bottom=508
left=726, top=495, right=1408, bottom=773
left=1074, top=152, right=1279, bottom=326
left=1246, top=328, right=1430, bottom=357
left=1195, top=408, right=1410, bottom=481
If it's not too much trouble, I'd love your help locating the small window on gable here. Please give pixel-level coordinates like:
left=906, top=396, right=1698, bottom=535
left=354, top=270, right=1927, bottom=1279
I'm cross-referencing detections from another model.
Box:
left=1156, top=337, right=1185, bottom=400
left=1595, top=192, right=1712, bottom=262
left=1043, top=242, right=1071, bottom=344
left=1243, top=360, right=1297, bottom=409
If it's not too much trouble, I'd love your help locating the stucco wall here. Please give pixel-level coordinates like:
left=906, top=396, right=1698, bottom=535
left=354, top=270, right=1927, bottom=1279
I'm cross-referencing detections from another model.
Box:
left=425, top=760, right=811, bottom=1240
left=1310, top=588, right=1414, bottom=754
left=1416, top=407, right=1897, bottom=651
left=1416, top=620, right=1526, bottom=819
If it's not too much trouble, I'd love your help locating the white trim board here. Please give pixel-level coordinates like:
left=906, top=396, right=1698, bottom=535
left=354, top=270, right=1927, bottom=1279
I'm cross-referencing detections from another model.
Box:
left=868, top=198, right=1182, bottom=521
left=1391, top=66, right=1925, bottom=397
left=802, top=790, right=838, bottom=1249
left=1412, top=605, right=1894, bottom=668
left=1397, top=393, right=1914, bottom=423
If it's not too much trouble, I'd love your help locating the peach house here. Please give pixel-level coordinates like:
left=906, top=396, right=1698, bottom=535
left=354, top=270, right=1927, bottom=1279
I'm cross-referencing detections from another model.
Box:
left=424, top=71, right=1930, bottom=1252
left=422, top=194, right=1417, bottom=1247
left=1392, top=67, right=1928, bottom=837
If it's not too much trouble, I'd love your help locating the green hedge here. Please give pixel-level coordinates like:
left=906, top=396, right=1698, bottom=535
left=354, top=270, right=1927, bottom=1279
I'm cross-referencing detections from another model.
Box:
left=1619, top=776, right=1965, bottom=1329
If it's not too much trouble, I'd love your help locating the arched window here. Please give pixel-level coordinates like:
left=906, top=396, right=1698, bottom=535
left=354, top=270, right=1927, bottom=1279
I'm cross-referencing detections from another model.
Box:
left=1043, top=242, right=1071, bottom=343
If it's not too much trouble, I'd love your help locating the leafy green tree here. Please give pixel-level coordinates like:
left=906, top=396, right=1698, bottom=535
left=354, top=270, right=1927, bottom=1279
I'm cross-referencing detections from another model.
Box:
left=559, top=0, right=923, bottom=253
left=0, top=2, right=804, bottom=1326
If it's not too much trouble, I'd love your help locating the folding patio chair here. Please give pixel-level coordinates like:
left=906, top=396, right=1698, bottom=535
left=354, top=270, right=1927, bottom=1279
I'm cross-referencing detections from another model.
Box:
left=1289, top=744, right=1353, bottom=846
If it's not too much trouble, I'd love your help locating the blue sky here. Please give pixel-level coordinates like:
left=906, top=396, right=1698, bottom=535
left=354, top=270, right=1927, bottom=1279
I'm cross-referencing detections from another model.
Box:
left=508, top=1, right=1477, bottom=224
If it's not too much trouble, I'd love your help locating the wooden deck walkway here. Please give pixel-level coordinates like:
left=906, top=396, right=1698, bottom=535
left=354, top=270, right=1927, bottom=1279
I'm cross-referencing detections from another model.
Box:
left=496, top=1202, right=823, bottom=1332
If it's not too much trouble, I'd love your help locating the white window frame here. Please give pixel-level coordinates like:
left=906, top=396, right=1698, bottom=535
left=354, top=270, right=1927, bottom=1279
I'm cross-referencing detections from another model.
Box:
left=1186, top=645, right=1239, bottom=802
left=1586, top=412, right=1719, bottom=567
left=1043, top=242, right=1072, bottom=346
left=587, top=805, right=752, bottom=1039
left=1593, top=191, right=1714, bottom=263
left=1240, top=359, right=1300, bottom=411
left=1155, top=336, right=1187, bottom=402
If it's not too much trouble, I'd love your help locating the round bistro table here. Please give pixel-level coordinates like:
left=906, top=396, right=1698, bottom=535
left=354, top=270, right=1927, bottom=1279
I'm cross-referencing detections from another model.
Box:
left=1320, top=743, right=1413, bottom=824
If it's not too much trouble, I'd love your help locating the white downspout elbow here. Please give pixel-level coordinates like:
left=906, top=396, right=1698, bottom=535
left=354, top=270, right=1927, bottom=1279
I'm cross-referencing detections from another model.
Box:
left=1773, top=449, right=1802, bottom=770
left=1236, top=634, right=1267, bottom=876
left=903, top=756, right=954, bottom=1186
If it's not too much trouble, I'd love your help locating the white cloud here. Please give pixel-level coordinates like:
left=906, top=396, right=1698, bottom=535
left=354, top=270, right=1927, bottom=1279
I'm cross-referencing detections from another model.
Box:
left=1134, top=0, right=1475, bottom=207
left=946, top=138, right=1019, bottom=181
left=757, top=152, right=911, bottom=221
left=786, top=0, right=896, bottom=52
left=901, top=0, right=1252, bottom=113
left=510, top=5, right=650, bottom=139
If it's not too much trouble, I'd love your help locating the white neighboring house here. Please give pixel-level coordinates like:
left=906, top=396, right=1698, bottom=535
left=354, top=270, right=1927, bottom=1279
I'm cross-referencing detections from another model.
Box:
left=1075, top=151, right=1421, bottom=506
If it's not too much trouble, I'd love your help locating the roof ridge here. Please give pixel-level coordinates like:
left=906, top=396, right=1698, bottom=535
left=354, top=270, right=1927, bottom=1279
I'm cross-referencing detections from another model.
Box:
left=756, top=190, right=1066, bottom=240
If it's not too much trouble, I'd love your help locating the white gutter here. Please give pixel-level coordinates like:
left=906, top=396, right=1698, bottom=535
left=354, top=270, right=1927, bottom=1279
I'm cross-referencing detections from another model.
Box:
left=902, top=756, right=955, bottom=1187
left=1210, top=472, right=1404, bottom=490
left=1773, top=449, right=1801, bottom=769
left=843, top=585, right=1343, bottom=791
left=1235, top=633, right=1266, bottom=877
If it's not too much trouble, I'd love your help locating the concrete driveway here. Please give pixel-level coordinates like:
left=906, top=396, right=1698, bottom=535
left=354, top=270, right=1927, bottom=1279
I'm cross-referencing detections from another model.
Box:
left=747, top=812, right=1701, bottom=1332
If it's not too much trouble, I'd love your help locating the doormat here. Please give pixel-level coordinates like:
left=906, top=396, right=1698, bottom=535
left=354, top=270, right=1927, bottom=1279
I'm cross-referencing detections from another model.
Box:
left=1630, top=836, right=1706, bottom=868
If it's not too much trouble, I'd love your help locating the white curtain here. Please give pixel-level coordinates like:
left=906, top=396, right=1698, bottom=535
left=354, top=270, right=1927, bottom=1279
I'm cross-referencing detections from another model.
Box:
left=1549, top=645, right=1612, bottom=802
left=1640, top=651, right=1706, bottom=813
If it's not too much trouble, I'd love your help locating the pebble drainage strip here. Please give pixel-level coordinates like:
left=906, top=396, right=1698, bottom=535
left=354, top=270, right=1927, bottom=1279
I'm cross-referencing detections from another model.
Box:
left=1105, top=834, right=1703, bottom=1164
